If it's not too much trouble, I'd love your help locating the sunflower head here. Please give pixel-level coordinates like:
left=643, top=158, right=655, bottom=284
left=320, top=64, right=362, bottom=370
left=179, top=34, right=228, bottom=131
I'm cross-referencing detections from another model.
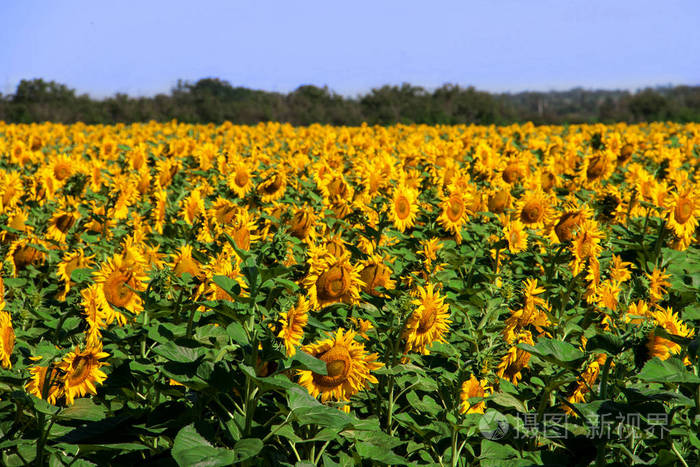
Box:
left=390, top=185, right=419, bottom=233
left=402, top=283, right=451, bottom=355
left=58, top=343, right=110, bottom=405
left=304, top=249, right=363, bottom=310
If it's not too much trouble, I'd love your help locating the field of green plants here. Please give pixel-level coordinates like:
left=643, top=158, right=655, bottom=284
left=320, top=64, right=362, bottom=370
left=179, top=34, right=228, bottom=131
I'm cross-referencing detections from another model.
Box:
left=0, top=121, right=699, bottom=466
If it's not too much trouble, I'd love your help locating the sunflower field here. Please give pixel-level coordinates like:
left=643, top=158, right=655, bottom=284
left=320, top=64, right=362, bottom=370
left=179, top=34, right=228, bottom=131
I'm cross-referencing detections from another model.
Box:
left=0, top=121, right=699, bottom=466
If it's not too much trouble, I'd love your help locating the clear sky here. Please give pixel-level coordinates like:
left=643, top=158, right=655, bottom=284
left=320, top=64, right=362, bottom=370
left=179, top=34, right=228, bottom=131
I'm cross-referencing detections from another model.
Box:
left=1, top=0, right=698, bottom=97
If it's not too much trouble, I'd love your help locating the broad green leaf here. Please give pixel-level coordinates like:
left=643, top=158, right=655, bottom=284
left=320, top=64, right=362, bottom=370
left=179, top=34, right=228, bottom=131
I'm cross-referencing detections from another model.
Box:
left=59, top=398, right=106, bottom=421
left=172, top=424, right=236, bottom=467
left=638, top=358, right=700, bottom=383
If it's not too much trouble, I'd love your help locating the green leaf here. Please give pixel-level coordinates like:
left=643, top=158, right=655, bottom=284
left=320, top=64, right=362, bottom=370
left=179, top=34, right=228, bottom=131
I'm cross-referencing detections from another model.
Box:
left=70, top=268, right=94, bottom=283
left=585, top=334, right=624, bottom=355
left=172, top=424, right=236, bottom=467
left=232, top=438, right=263, bottom=463
left=291, top=351, right=328, bottom=375
left=212, top=275, right=240, bottom=299
left=638, top=358, right=700, bottom=383
left=58, top=398, right=106, bottom=421
left=517, top=338, right=585, bottom=367
left=490, top=392, right=527, bottom=413
left=153, top=342, right=204, bottom=363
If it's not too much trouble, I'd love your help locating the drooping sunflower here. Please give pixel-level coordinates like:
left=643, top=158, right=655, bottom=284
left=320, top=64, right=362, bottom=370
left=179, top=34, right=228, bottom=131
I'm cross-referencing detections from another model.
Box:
left=225, top=210, right=259, bottom=251
left=57, top=343, right=110, bottom=405
left=497, top=330, right=534, bottom=385
left=288, top=206, right=317, bottom=241
left=390, top=184, right=419, bottom=233
left=46, top=207, right=80, bottom=243
left=358, top=255, right=395, bottom=297
left=647, top=306, right=695, bottom=361
left=169, top=245, right=206, bottom=282
left=256, top=169, right=287, bottom=203
left=277, top=296, right=309, bottom=356
left=570, top=219, right=605, bottom=276
left=57, top=249, right=93, bottom=301
left=25, top=364, right=64, bottom=404
left=0, top=311, right=14, bottom=369
left=180, top=188, right=205, bottom=226
left=81, top=284, right=108, bottom=341
left=304, top=248, right=363, bottom=310
left=7, top=238, right=47, bottom=276
left=516, top=189, right=553, bottom=230
left=297, top=328, right=383, bottom=412
left=460, top=375, right=492, bottom=414
left=437, top=191, right=469, bottom=243
left=93, top=254, right=148, bottom=320
left=402, top=283, right=451, bottom=355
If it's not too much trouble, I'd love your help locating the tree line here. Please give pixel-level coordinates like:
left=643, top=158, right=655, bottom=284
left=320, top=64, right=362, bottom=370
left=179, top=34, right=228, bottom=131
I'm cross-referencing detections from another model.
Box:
left=1, top=78, right=698, bottom=125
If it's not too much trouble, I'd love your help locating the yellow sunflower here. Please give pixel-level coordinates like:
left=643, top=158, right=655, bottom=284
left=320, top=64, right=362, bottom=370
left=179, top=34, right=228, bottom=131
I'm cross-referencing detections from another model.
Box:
left=390, top=184, right=419, bottom=233
left=25, top=364, right=64, bottom=404
left=503, top=218, right=527, bottom=254
left=228, top=163, right=253, bottom=198
left=304, top=248, right=363, bottom=310
left=0, top=311, right=14, bottom=369
left=277, top=296, right=309, bottom=356
left=57, top=343, right=110, bottom=405
left=666, top=186, right=699, bottom=247
left=288, top=206, right=317, bottom=241
left=647, top=306, right=694, bottom=361
left=437, top=191, right=469, bottom=243
left=170, top=245, right=206, bottom=282
left=402, top=283, right=451, bottom=355
left=358, top=255, right=395, bottom=297
left=516, top=189, right=553, bottom=230
left=7, top=238, right=47, bottom=276
left=93, top=254, right=148, bottom=321
left=57, top=249, right=93, bottom=301
left=497, top=331, right=534, bottom=385
left=0, top=208, right=30, bottom=244
left=297, top=328, right=382, bottom=412
left=256, top=169, right=287, bottom=203
left=460, top=375, right=492, bottom=414
left=81, top=284, right=108, bottom=342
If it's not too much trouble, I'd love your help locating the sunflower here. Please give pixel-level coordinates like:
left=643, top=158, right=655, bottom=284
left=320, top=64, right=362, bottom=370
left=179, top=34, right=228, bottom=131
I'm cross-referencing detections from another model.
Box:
left=81, top=284, right=108, bottom=341
left=46, top=207, right=80, bottom=243
left=646, top=267, right=671, bottom=303
left=349, top=317, right=374, bottom=339
left=204, top=252, right=246, bottom=302
left=180, top=188, right=205, bottom=225
left=487, top=187, right=512, bottom=214
left=304, top=250, right=363, bottom=310
left=25, top=364, right=63, bottom=404
left=503, top=219, right=527, bottom=254
left=647, top=306, right=694, bottom=361
left=0, top=171, right=24, bottom=213
left=256, top=169, right=287, bottom=203
left=570, top=220, right=604, bottom=276
left=419, top=238, right=443, bottom=270
left=0, top=208, right=30, bottom=244
left=390, top=184, right=419, bottom=233
left=402, top=283, right=451, bottom=355
left=297, top=328, right=382, bottom=412
left=228, top=163, right=253, bottom=198
left=554, top=210, right=585, bottom=243
left=57, top=249, right=93, bottom=301
left=497, top=331, right=534, bottom=385
left=170, top=245, right=205, bottom=282
left=460, top=375, right=492, bottom=414
left=516, top=189, right=553, bottom=230
left=49, top=154, right=75, bottom=183
left=288, top=206, right=317, bottom=241
left=277, top=296, right=309, bottom=356
left=225, top=210, right=259, bottom=251
left=57, top=342, right=109, bottom=405
left=93, top=253, right=148, bottom=320
left=7, top=238, right=47, bottom=276
left=666, top=186, right=699, bottom=246
left=564, top=354, right=607, bottom=416
left=624, top=300, right=651, bottom=325
left=438, top=191, right=469, bottom=243
left=358, top=255, right=395, bottom=297
left=0, top=311, right=14, bottom=369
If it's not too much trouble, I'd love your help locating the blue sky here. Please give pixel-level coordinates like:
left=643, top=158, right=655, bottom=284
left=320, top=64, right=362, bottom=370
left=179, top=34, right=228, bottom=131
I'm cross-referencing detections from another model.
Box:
left=1, top=0, right=698, bottom=97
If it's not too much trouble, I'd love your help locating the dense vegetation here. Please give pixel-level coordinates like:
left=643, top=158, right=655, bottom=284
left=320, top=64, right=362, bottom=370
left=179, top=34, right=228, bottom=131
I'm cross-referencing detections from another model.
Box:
left=0, top=121, right=699, bottom=465
left=1, top=79, right=698, bottom=125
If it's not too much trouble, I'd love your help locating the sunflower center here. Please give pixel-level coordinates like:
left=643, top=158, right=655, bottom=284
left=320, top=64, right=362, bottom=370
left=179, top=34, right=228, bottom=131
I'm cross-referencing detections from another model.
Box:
left=55, top=214, right=76, bottom=233
left=13, top=245, right=42, bottom=270
left=554, top=212, right=581, bottom=242
left=235, top=169, right=249, bottom=188
left=447, top=198, right=464, bottom=222
left=675, top=198, right=693, bottom=224
left=317, top=265, right=350, bottom=301
left=395, top=195, right=411, bottom=220
left=488, top=189, right=509, bottom=213
left=586, top=156, right=605, bottom=180
left=103, top=271, right=134, bottom=307
left=502, top=165, right=522, bottom=184
left=313, top=344, right=351, bottom=387
left=521, top=202, right=543, bottom=224
left=54, top=164, right=72, bottom=181
left=67, top=356, right=94, bottom=385
left=418, top=304, right=437, bottom=333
